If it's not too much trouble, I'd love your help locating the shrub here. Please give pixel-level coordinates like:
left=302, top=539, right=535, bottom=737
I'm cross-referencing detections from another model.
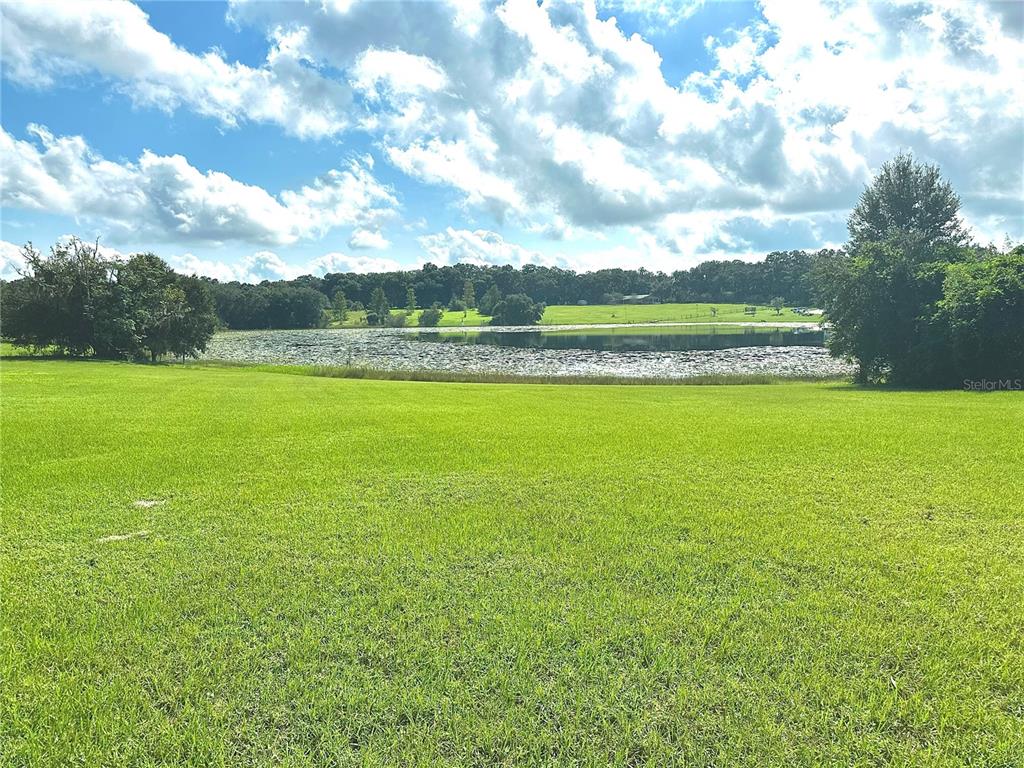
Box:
left=935, top=249, right=1024, bottom=382
left=478, top=285, right=501, bottom=315
left=418, top=304, right=444, bottom=327
left=490, top=294, right=545, bottom=325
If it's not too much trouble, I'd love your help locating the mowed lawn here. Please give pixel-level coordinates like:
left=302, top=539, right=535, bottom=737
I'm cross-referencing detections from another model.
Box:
left=332, top=309, right=489, bottom=328
left=2, top=362, right=1022, bottom=766
left=331, top=303, right=813, bottom=328
left=539, top=303, right=814, bottom=325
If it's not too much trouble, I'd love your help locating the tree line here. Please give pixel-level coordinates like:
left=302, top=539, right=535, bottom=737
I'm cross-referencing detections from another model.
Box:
left=196, top=249, right=821, bottom=331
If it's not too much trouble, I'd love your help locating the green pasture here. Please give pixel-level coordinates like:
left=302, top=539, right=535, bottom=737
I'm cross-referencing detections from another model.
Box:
left=330, top=308, right=488, bottom=328
left=329, top=303, right=815, bottom=328
left=1, top=360, right=1021, bottom=766
left=539, top=324, right=819, bottom=337
left=539, top=303, right=815, bottom=325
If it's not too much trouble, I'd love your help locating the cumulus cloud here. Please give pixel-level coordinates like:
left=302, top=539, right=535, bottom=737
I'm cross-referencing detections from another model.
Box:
left=419, top=227, right=567, bottom=267
left=351, top=48, right=449, bottom=98
left=0, top=240, right=27, bottom=279
left=0, top=0, right=352, bottom=139
left=0, top=124, right=398, bottom=246
left=306, top=252, right=403, bottom=275
left=171, top=250, right=402, bottom=282
left=597, top=0, right=705, bottom=30
left=3, top=0, right=1022, bottom=264
left=348, top=229, right=391, bottom=250
left=224, top=0, right=1022, bottom=247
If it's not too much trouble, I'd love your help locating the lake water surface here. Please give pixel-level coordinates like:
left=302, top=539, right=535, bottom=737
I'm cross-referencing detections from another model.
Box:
left=418, top=326, right=826, bottom=352
left=203, top=324, right=853, bottom=379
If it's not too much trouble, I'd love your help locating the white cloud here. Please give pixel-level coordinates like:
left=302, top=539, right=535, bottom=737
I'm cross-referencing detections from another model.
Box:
left=171, top=250, right=403, bottom=282
left=3, top=0, right=1022, bottom=266
left=0, top=240, right=27, bottom=279
left=0, top=124, right=398, bottom=246
left=352, top=48, right=448, bottom=97
left=597, top=0, right=706, bottom=30
left=0, top=0, right=352, bottom=139
left=347, top=229, right=391, bottom=250
left=418, top=227, right=567, bottom=267
left=228, top=0, right=1023, bottom=248
left=307, top=252, right=403, bottom=275
left=170, top=253, right=243, bottom=283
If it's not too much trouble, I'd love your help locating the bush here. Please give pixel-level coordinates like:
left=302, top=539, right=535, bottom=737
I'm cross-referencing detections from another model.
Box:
left=364, top=311, right=380, bottom=326
left=384, top=313, right=406, bottom=328
left=447, top=297, right=467, bottom=312
left=478, top=285, right=501, bottom=315
left=935, top=249, right=1024, bottom=382
left=490, top=294, right=545, bottom=325
left=418, top=304, right=444, bottom=327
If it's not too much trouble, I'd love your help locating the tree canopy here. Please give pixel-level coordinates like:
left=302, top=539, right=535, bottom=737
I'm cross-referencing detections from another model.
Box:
left=490, top=294, right=545, bottom=325
left=814, top=154, right=1020, bottom=386
left=848, top=152, right=970, bottom=250
left=1, top=239, right=216, bottom=360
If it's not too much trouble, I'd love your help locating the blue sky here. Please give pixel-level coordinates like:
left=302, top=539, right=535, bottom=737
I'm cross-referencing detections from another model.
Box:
left=2, top=0, right=1021, bottom=281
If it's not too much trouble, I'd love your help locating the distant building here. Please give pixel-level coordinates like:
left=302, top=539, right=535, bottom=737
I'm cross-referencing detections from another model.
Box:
left=621, top=294, right=656, bottom=304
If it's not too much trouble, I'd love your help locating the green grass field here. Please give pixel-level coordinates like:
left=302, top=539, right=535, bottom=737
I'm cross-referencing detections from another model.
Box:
left=540, top=324, right=815, bottom=337
left=2, top=361, right=1022, bottom=766
left=539, top=303, right=815, bottom=325
left=330, top=303, right=815, bottom=328
left=331, top=308, right=489, bottom=328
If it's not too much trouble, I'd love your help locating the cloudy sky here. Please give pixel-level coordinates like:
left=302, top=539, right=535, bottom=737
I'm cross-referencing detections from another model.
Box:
left=1, top=0, right=1021, bottom=281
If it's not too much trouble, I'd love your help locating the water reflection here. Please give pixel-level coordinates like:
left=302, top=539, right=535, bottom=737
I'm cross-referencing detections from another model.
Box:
left=415, top=328, right=825, bottom=352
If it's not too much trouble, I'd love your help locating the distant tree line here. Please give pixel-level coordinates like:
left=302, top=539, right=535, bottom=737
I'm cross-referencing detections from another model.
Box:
left=1, top=239, right=217, bottom=360
left=195, top=249, right=822, bottom=331
left=307, top=249, right=820, bottom=310
left=812, top=153, right=1023, bottom=386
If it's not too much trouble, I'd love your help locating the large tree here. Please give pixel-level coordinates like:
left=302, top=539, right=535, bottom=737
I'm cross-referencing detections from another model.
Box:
left=368, top=285, right=390, bottom=324
left=477, top=284, right=502, bottom=315
left=119, top=253, right=182, bottom=359
left=817, top=238, right=957, bottom=383
left=815, top=154, right=1024, bottom=386
left=848, top=152, right=970, bottom=251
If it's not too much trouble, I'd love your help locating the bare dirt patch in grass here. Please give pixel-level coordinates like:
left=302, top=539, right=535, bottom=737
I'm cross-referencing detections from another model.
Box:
left=96, top=530, right=151, bottom=543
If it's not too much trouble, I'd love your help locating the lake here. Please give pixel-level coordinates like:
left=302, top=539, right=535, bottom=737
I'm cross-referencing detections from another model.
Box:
left=417, top=325, right=826, bottom=352
left=202, top=324, right=854, bottom=379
